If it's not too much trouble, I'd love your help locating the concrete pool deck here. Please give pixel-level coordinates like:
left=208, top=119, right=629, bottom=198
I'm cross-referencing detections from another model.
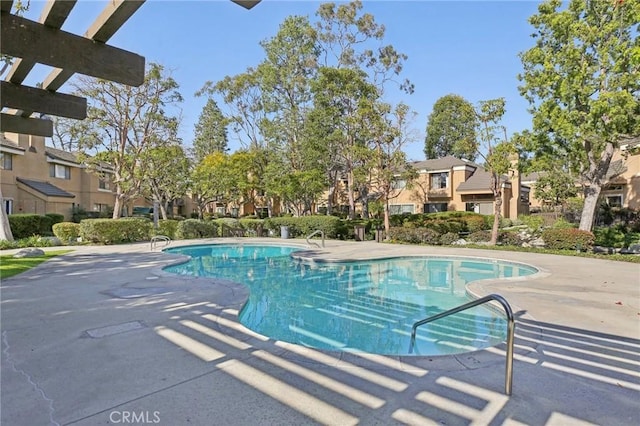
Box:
left=1, top=238, right=638, bottom=425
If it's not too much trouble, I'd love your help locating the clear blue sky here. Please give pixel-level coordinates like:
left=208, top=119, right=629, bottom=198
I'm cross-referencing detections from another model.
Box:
left=20, top=0, right=543, bottom=161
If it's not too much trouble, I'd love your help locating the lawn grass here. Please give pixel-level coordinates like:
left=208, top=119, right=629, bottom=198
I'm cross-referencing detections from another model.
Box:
left=0, top=250, right=73, bottom=280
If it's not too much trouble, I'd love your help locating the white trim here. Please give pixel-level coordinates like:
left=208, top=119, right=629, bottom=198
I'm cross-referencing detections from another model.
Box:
left=426, top=168, right=450, bottom=174
left=46, top=156, right=81, bottom=168
left=2, top=198, right=13, bottom=215
left=0, top=146, right=25, bottom=155
left=452, top=165, right=476, bottom=172
left=98, top=188, right=113, bottom=193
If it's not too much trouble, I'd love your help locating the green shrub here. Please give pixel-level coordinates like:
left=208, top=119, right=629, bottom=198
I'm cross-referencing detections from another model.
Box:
left=518, top=214, right=544, bottom=231
left=7, top=214, right=43, bottom=239
left=52, top=222, right=81, bottom=242
left=541, top=228, right=595, bottom=250
left=551, top=217, right=576, bottom=229
left=483, top=215, right=496, bottom=229
left=388, top=227, right=441, bottom=245
left=175, top=219, right=218, bottom=239
left=263, top=216, right=341, bottom=238
left=500, top=218, right=512, bottom=228
left=212, top=218, right=242, bottom=237
left=468, top=230, right=491, bottom=243
left=239, top=218, right=265, bottom=236
left=71, top=206, right=90, bottom=223
left=593, top=225, right=639, bottom=248
left=39, top=213, right=64, bottom=236
left=79, top=218, right=151, bottom=244
left=45, top=213, right=65, bottom=225
left=0, top=235, right=56, bottom=250
left=498, top=231, right=522, bottom=246
left=424, top=219, right=465, bottom=234
left=463, top=215, right=489, bottom=232
left=153, top=219, right=180, bottom=239
left=440, top=232, right=459, bottom=245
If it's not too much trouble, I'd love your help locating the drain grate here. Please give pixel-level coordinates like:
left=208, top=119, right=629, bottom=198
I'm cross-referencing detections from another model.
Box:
left=85, top=321, right=146, bottom=338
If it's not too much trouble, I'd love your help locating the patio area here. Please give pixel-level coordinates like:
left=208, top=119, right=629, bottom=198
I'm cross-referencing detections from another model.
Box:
left=1, top=239, right=638, bottom=425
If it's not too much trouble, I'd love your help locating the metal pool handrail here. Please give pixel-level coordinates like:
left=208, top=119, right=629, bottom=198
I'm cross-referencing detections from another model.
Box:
left=409, top=294, right=515, bottom=396
left=150, top=235, right=171, bottom=251
left=306, top=229, right=325, bottom=248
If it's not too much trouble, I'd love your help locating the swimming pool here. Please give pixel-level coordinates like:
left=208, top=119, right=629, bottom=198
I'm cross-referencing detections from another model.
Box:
left=164, top=244, right=537, bottom=356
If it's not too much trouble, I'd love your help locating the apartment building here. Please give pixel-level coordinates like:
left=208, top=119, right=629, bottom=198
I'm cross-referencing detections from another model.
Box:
left=0, top=132, right=115, bottom=220
left=602, top=141, right=640, bottom=210
left=388, top=156, right=530, bottom=220
left=520, top=143, right=640, bottom=212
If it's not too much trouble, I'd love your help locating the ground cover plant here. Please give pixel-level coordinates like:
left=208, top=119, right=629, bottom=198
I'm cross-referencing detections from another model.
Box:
left=0, top=250, right=73, bottom=280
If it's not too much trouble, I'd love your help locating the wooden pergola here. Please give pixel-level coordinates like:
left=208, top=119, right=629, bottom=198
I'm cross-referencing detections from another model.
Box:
left=0, top=0, right=260, bottom=138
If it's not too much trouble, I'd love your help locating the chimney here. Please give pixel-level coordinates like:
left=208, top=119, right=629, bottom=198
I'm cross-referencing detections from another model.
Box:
left=28, top=135, right=46, bottom=153
left=508, top=153, right=521, bottom=219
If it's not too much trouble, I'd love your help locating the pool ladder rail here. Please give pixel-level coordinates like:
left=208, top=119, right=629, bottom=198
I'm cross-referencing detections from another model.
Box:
left=409, top=294, right=515, bottom=396
left=150, top=235, right=171, bottom=251
left=306, top=229, right=325, bottom=248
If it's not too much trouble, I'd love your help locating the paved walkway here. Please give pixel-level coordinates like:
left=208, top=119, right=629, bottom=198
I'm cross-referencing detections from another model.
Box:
left=1, top=239, right=639, bottom=425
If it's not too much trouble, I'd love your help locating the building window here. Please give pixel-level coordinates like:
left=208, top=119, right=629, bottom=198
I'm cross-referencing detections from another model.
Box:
left=430, top=172, right=448, bottom=190
left=99, top=178, right=110, bottom=190
left=3, top=199, right=13, bottom=214
left=424, top=203, right=448, bottom=213
left=605, top=195, right=623, bottom=208
left=392, top=179, right=406, bottom=190
left=49, top=164, right=71, bottom=179
left=0, top=153, right=12, bottom=170
left=93, top=203, right=110, bottom=213
left=389, top=204, right=415, bottom=215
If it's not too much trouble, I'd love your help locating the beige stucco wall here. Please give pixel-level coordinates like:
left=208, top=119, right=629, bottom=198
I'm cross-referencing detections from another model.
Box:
left=1, top=133, right=118, bottom=220
left=612, top=148, right=640, bottom=209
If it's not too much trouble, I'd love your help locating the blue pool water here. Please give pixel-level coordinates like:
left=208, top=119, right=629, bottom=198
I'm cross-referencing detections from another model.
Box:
left=164, top=244, right=537, bottom=356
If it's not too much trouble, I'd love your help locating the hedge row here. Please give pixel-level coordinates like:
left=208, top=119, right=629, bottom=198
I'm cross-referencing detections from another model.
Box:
left=41, top=214, right=593, bottom=250
left=391, top=211, right=491, bottom=233
left=541, top=228, right=595, bottom=250
left=263, top=216, right=342, bottom=238
left=388, top=227, right=523, bottom=246
left=8, top=213, right=64, bottom=239
left=78, top=218, right=152, bottom=244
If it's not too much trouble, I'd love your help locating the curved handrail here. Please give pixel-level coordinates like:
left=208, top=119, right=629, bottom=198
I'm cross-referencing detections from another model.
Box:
left=409, top=294, right=515, bottom=396
left=150, top=235, right=171, bottom=251
left=305, top=229, right=325, bottom=248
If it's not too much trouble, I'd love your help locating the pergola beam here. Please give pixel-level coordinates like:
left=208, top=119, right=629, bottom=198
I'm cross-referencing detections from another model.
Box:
left=42, top=0, right=146, bottom=93
left=231, top=1, right=261, bottom=10
left=0, top=113, right=53, bottom=137
left=0, top=81, right=87, bottom=120
left=86, top=0, right=145, bottom=42
left=0, top=1, right=13, bottom=13
left=6, top=0, right=77, bottom=85
left=1, top=12, right=145, bottom=87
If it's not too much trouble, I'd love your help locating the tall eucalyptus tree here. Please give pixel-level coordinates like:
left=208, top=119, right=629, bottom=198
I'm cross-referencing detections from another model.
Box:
left=519, top=0, right=640, bottom=230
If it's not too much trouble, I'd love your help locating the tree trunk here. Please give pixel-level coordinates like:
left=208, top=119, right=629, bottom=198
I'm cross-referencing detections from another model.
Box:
left=112, top=195, right=124, bottom=219
left=347, top=171, right=356, bottom=220
left=383, top=198, right=391, bottom=238
left=579, top=184, right=602, bottom=231
left=360, top=187, right=370, bottom=219
left=579, top=141, right=614, bottom=231
left=0, top=188, right=14, bottom=241
left=159, top=203, right=168, bottom=220
left=327, top=184, right=335, bottom=216
left=490, top=196, right=501, bottom=246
